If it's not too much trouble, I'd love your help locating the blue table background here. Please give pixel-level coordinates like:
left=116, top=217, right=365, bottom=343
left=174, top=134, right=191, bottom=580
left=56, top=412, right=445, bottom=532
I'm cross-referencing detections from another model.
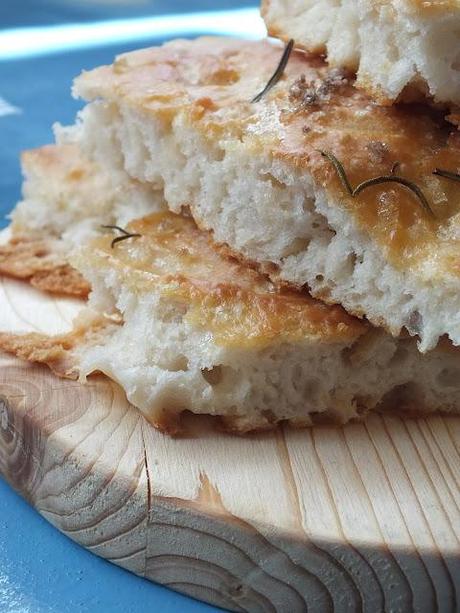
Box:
left=0, top=2, right=260, bottom=611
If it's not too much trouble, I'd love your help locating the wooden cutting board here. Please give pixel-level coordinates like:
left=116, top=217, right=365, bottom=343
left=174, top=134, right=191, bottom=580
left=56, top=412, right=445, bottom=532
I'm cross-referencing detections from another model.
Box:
left=0, top=271, right=459, bottom=612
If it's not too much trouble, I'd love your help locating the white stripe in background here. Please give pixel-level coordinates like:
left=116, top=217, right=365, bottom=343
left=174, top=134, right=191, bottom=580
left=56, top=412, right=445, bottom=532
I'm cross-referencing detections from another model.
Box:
left=0, top=96, right=21, bottom=116
left=0, top=8, right=266, bottom=61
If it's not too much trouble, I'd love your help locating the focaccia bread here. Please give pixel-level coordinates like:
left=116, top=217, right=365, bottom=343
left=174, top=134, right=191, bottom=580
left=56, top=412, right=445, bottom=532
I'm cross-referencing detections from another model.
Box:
left=11, top=143, right=165, bottom=245
left=62, top=37, right=460, bottom=351
left=3, top=145, right=460, bottom=434
left=58, top=212, right=460, bottom=432
left=262, top=0, right=460, bottom=106
left=1, top=143, right=166, bottom=296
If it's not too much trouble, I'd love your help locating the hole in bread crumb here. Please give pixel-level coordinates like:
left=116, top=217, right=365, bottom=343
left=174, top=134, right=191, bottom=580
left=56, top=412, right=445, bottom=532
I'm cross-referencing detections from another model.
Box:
left=169, top=355, right=189, bottom=372
left=354, top=396, right=372, bottom=416
left=261, top=409, right=277, bottom=423
left=210, top=146, right=225, bottom=162
left=281, top=237, right=310, bottom=258
left=379, top=382, right=423, bottom=413
left=201, top=365, right=223, bottom=386
left=406, top=310, right=422, bottom=336
left=307, top=410, right=331, bottom=424
left=315, top=274, right=324, bottom=282
left=437, top=367, right=460, bottom=388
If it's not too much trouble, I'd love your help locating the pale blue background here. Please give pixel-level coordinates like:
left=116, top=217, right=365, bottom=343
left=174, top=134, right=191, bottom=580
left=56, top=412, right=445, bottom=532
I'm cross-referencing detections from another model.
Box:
left=0, top=2, right=258, bottom=611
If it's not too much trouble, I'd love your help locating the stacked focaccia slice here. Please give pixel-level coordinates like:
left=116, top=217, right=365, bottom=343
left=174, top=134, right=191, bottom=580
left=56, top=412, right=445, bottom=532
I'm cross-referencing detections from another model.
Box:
left=262, top=0, right=460, bottom=107
left=2, top=141, right=460, bottom=433
left=3, top=35, right=460, bottom=433
left=60, top=36, right=460, bottom=352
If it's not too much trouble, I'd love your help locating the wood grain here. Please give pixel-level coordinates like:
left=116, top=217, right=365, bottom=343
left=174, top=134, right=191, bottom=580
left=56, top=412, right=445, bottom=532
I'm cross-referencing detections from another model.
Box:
left=0, top=269, right=459, bottom=612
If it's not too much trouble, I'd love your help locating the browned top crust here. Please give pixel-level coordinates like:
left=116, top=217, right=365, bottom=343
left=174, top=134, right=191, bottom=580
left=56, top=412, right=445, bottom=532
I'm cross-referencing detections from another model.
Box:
left=75, top=212, right=367, bottom=348
left=0, top=236, right=90, bottom=298
left=2, top=144, right=101, bottom=298
left=75, top=37, right=460, bottom=281
left=21, top=143, right=84, bottom=177
left=0, top=312, right=114, bottom=379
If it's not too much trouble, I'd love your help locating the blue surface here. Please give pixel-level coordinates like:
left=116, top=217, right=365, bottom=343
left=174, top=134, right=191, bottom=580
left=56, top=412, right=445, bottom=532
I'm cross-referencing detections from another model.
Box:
left=0, top=2, right=259, bottom=611
left=0, top=480, right=218, bottom=612
left=0, top=41, right=175, bottom=226
left=0, top=0, right=256, bottom=28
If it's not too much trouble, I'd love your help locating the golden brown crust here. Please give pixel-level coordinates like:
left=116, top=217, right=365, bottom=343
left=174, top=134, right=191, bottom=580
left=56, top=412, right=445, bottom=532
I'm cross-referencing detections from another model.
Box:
left=215, top=237, right=407, bottom=334
left=76, top=212, right=368, bottom=348
left=0, top=332, right=79, bottom=379
left=0, top=313, right=116, bottom=379
left=75, top=38, right=460, bottom=281
left=156, top=399, right=445, bottom=437
left=21, top=143, right=84, bottom=177
left=0, top=236, right=90, bottom=298
left=29, top=266, right=90, bottom=297
left=143, top=409, right=185, bottom=436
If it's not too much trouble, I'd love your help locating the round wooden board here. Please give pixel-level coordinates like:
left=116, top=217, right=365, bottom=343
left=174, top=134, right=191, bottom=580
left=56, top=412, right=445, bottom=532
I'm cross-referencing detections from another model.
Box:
left=0, top=271, right=459, bottom=612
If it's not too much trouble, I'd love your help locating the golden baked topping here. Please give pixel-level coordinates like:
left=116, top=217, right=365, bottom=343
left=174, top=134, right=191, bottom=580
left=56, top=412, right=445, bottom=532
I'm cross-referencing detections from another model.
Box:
left=0, top=236, right=90, bottom=298
left=80, top=212, right=366, bottom=348
left=75, top=38, right=460, bottom=278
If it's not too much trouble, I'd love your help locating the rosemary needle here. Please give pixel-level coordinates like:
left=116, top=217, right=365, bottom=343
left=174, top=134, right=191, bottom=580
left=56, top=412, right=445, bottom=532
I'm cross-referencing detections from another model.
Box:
left=320, top=150, right=435, bottom=217
left=433, top=168, right=460, bottom=183
left=101, top=224, right=141, bottom=249
left=318, top=151, right=353, bottom=196
left=354, top=176, right=434, bottom=217
left=101, top=224, right=133, bottom=235
left=251, top=39, right=294, bottom=103
left=109, top=233, right=141, bottom=248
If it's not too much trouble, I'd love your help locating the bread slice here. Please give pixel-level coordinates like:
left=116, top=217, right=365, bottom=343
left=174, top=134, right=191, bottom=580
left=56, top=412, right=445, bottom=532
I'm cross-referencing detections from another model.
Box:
left=2, top=143, right=166, bottom=296
left=3, top=146, right=459, bottom=433
left=40, top=211, right=458, bottom=434
left=61, top=37, right=460, bottom=351
left=262, top=0, right=460, bottom=106
left=11, top=143, right=165, bottom=245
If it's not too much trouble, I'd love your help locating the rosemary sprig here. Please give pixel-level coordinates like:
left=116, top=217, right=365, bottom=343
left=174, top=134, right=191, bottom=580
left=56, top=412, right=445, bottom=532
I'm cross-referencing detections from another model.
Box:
left=319, top=151, right=353, bottom=195
left=101, top=224, right=141, bottom=248
left=319, top=151, right=434, bottom=217
left=433, top=168, right=460, bottom=183
left=354, top=176, right=433, bottom=217
left=251, top=39, right=294, bottom=103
